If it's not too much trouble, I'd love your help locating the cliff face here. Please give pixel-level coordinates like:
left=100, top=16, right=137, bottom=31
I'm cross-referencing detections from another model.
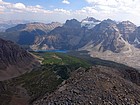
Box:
left=0, top=38, right=39, bottom=81
left=132, top=26, right=140, bottom=48
left=86, top=19, right=129, bottom=53
left=40, top=19, right=87, bottom=50
left=117, top=21, right=137, bottom=42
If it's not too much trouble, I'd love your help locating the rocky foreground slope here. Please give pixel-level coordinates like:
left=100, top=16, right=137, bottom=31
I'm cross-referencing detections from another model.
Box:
left=0, top=38, right=39, bottom=80
left=35, top=65, right=140, bottom=105
left=0, top=52, right=90, bottom=105
left=0, top=50, right=140, bottom=105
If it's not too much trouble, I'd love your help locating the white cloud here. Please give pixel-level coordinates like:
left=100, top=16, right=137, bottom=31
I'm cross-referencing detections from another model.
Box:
left=74, top=7, right=97, bottom=16
left=85, top=0, right=140, bottom=10
left=86, top=0, right=113, bottom=5
left=0, top=1, right=51, bottom=13
left=62, top=0, right=70, bottom=4
left=14, top=3, right=25, bottom=9
left=0, top=5, right=4, bottom=13
left=35, top=5, right=42, bottom=9
left=83, top=0, right=140, bottom=24
left=85, top=0, right=137, bottom=6
left=1, top=0, right=140, bottom=25
left=54, top=8, right=71, bottom=14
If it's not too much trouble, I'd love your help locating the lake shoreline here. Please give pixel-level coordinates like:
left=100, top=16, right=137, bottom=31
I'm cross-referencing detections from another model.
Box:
left=32, top=50, right=68, bottom=53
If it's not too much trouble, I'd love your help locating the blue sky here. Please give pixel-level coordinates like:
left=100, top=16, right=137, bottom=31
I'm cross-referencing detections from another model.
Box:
left=1, top=0, right=140, bottom=25
left=4, top=0, right=88, bottom=10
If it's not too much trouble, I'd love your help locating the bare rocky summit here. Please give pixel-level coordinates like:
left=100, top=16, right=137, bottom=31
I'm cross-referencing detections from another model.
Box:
left=0, top=22, right=62, bottom=50
left=35, top=66, right=140, bottom=105
left=81, top=19, right=134, bottom=53
left=6, top=22, right=62, bottom=33
left=81, top=17, right=101, bottom=29
left=117, top=21, right=137, bottom=41
left=40, top=19, right=88, bottom=50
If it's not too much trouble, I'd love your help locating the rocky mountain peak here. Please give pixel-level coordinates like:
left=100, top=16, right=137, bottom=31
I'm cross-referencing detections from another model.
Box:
left=81, top=17, right=101, bottom=29
left=117, top=21, right=137, bottom=41
left=117, top=21, right=137, bottom=32
left=64, top=19, right=81, bottom=28
left=5, top=22, right=62, bottom=33
left=93, top=19, right=117, bottom=32
left=81, top=19, right=132, bottom=53
left=82, top=17, right=100, bottom=22
left=102, top=19, right=116, bottom=25
left=118, top=21, right=136, bottom=26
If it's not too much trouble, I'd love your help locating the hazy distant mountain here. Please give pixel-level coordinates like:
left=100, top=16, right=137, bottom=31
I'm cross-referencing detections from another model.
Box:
left=0, top=22, right=62, bottom=49
left=6, top=22, right=62, bottom=33
left=0, top=38, right=38, bottom=80
left=0, top=20, right=29, bottom=32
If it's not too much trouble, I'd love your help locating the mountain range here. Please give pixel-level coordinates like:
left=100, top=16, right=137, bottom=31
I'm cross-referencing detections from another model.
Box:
left=1, top=17, right=140, bottom=51
left=0, top=17, right=140, bottom=69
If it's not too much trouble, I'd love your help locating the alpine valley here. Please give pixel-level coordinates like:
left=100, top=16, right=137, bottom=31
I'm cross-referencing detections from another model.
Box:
left=0, top=17, right=140, bottom=69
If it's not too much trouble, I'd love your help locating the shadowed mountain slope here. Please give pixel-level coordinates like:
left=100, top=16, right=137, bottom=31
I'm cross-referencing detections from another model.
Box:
left=0, top=38, right=39, bottom=80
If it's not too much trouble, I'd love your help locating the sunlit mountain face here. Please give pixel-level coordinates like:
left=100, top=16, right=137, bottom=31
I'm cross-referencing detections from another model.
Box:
left=0, top=0, right=140, bottom=105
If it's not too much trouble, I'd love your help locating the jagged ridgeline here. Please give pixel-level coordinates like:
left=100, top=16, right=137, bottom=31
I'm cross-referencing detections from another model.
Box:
left=1, top=18, right=140, bottom=51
